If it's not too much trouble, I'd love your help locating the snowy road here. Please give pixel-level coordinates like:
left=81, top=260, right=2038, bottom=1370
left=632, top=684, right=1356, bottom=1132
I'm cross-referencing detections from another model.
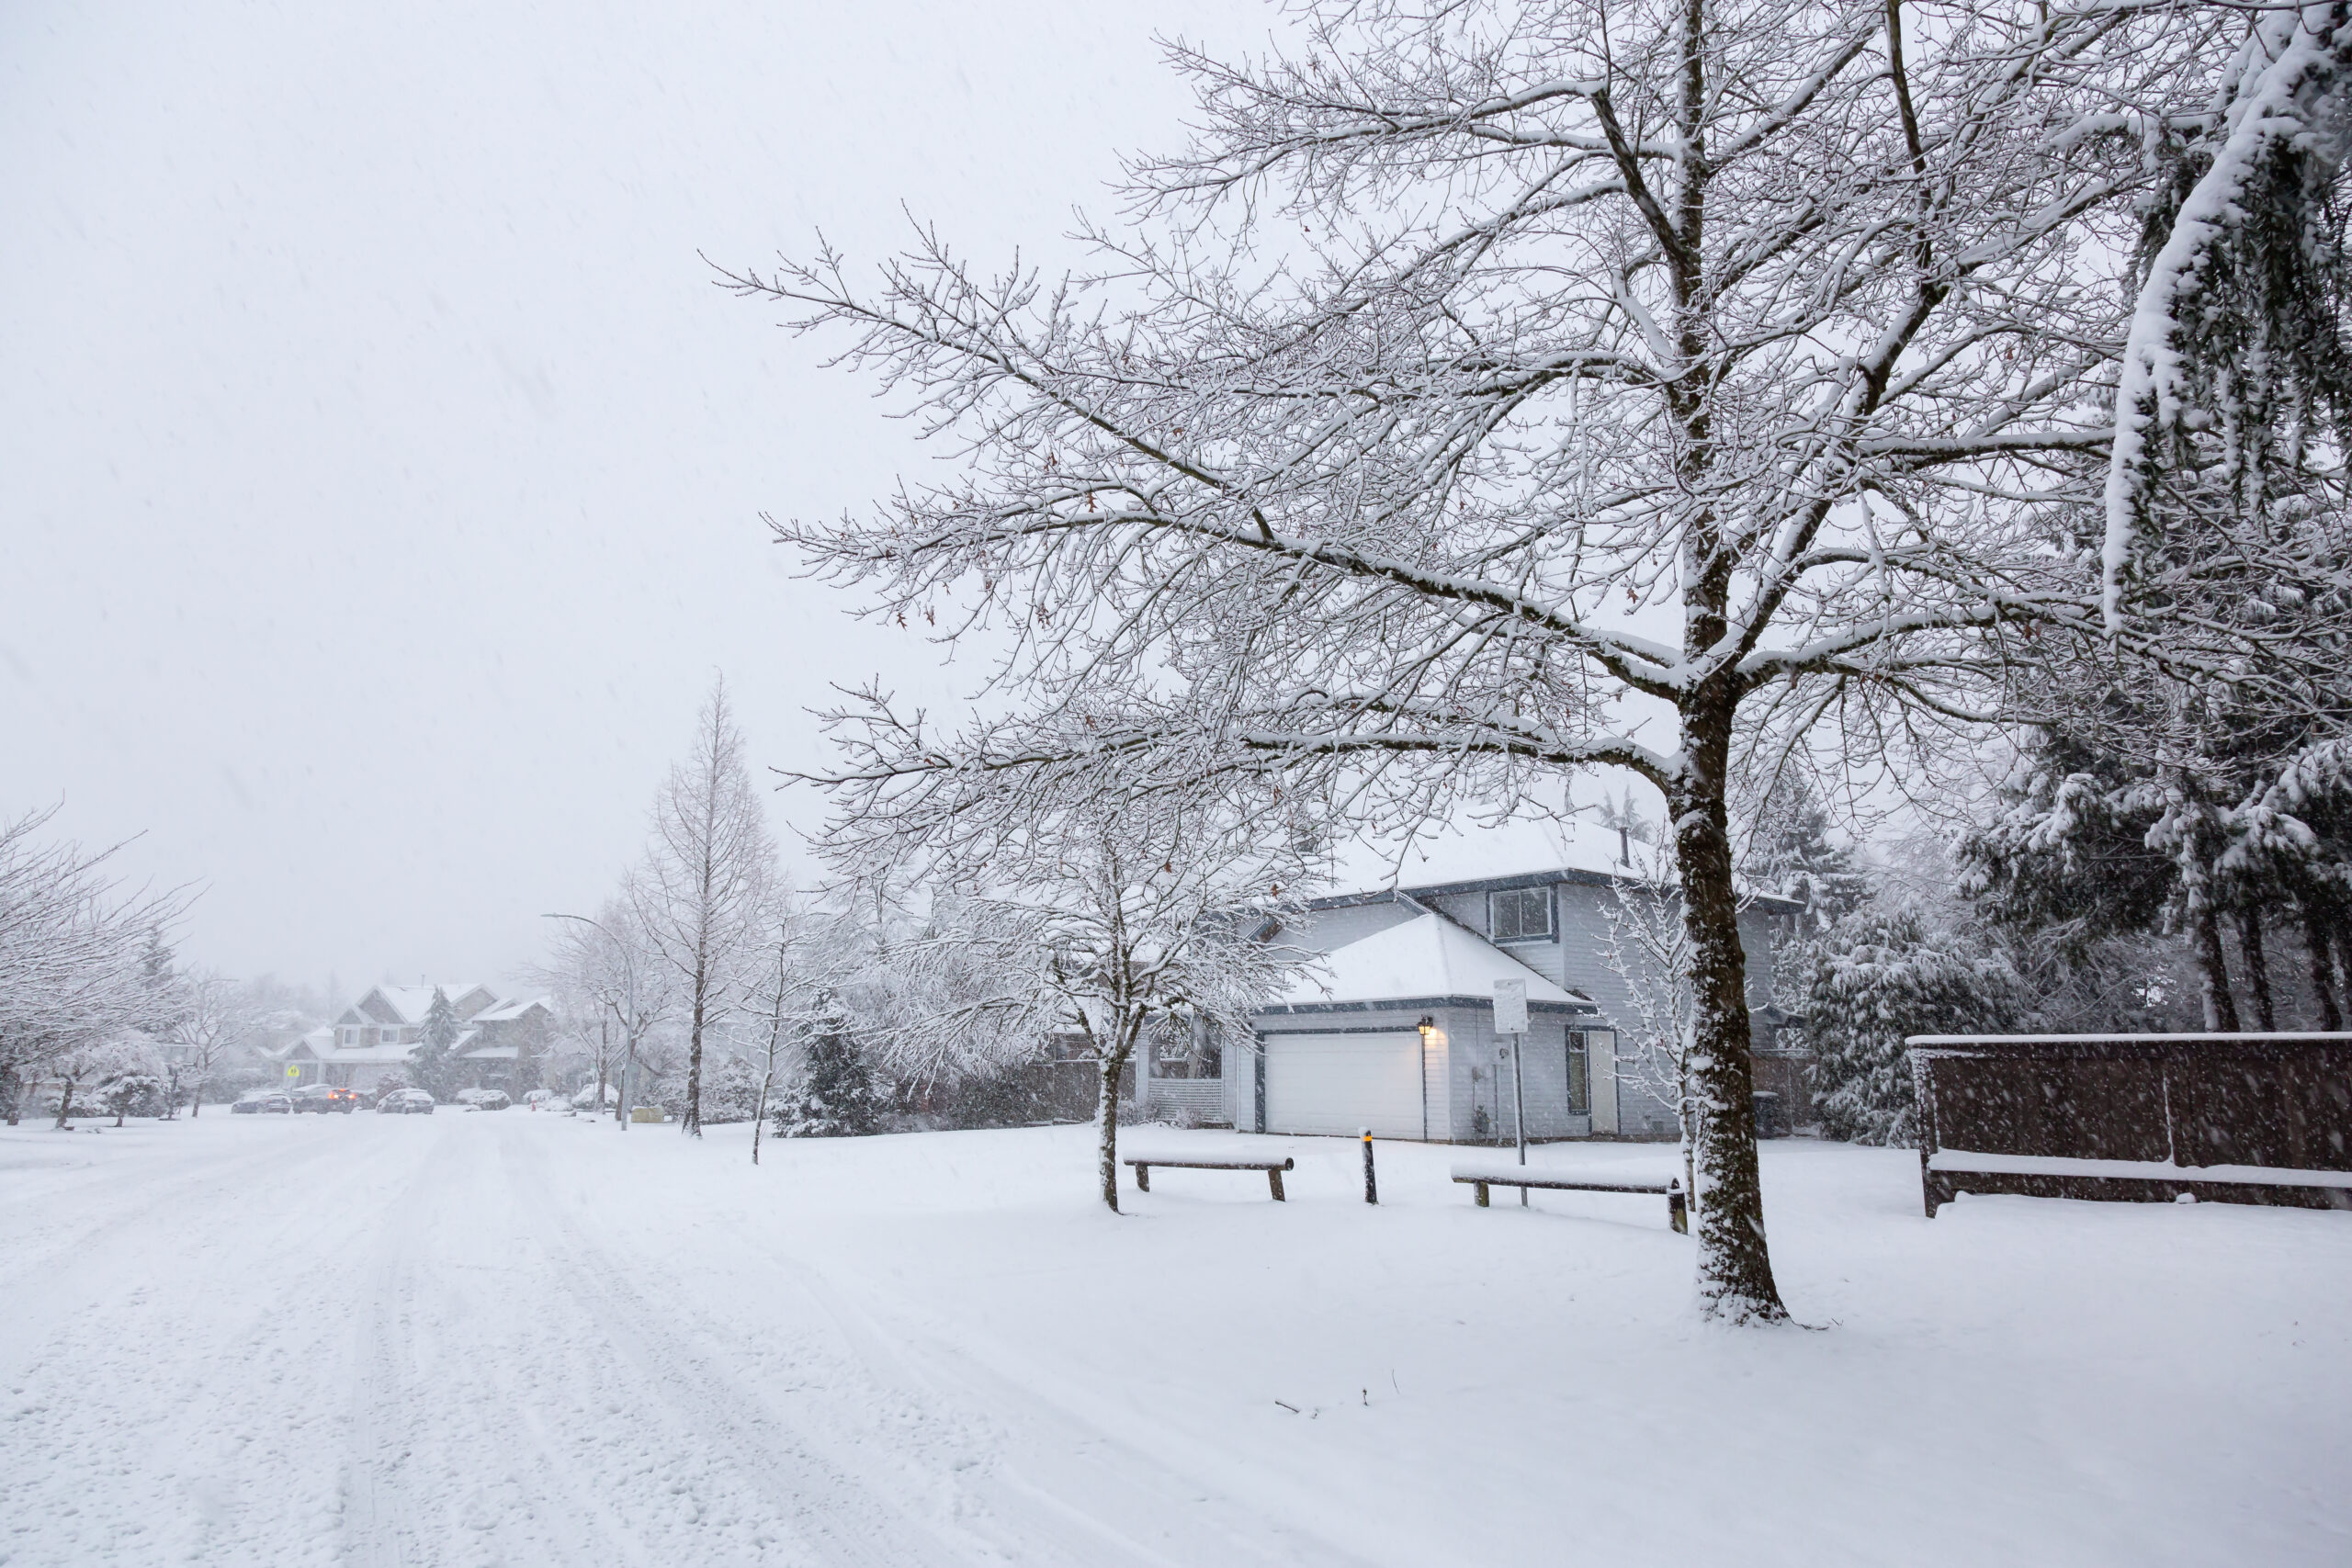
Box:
left=6, top=1111, right=2352, bottom=1566
left=0, top=1114, right=1365, bottom=1567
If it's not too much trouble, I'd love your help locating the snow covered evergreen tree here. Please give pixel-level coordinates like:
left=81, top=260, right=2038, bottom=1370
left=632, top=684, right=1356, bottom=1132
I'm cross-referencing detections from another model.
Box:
left=1739, top=776, right=1870, bottom=938
left=698, top=1055, right=764, bottom=1124
left=1801, top=909, right=2022, bottom=1146
left=411, top=987, right=462, bottom=1100
left=101, top=1067, right=166, bottom=1126
left=770, top=1006, right=886, bottom=1139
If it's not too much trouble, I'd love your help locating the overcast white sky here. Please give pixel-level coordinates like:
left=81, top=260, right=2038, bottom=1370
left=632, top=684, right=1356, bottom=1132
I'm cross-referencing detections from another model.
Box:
left=2, top=0, right=1284, bottom=997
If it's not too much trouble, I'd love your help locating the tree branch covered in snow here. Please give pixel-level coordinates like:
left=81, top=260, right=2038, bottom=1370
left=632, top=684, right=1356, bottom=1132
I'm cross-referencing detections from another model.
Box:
left=734, top=0, right=2273, bottom=1321
left=0, top=806, right=191, bottom=1115
left=2105, top=3, right=2352, bottom=627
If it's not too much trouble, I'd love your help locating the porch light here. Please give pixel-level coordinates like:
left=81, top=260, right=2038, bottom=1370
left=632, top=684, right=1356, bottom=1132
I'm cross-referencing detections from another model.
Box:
left=1417, top=1014, right=1436, bottom=1041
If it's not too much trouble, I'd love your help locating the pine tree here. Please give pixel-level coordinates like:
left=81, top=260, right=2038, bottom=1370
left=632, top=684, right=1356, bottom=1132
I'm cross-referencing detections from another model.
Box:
left=135, top=927, right=185, bottom=1035
left=411, top=987, right=462, bottom=1100
left=770, top=1013, right=885, bottom=1139
left=1801, top=909, right=2023, bottom=1147
left=1741, top=776, right=1870, bottom=937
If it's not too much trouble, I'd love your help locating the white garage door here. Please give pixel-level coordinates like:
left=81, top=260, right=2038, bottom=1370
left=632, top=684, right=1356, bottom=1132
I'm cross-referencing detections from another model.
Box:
left=1264, top=1032, right=1423, bottom=1139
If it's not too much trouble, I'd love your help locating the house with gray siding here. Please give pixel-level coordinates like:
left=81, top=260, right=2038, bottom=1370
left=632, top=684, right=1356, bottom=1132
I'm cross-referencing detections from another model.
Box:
left=1194, top=818, right=1802, bottom=1142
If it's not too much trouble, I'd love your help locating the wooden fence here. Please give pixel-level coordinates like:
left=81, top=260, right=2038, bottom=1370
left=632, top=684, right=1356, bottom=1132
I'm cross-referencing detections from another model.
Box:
left=1905, top=1032, right=2352, bottom=1216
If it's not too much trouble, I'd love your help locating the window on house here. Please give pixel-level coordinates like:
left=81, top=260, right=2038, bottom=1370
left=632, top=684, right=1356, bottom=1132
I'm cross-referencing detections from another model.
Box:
left=1566, top=1031, right=1591, bottom=1115
left=1488, top=886, right=1554, bottom=942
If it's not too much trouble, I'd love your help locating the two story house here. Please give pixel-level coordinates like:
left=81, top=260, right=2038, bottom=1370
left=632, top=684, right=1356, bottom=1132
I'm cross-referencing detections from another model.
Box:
left=1182, top=818, right=1804, bottom=1143
left=283, top=983, right=552, bottom=1095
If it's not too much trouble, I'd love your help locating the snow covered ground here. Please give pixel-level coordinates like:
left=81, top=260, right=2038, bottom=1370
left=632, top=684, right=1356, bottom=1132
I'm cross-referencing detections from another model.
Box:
left=2, top=1114, right=2346, bottom=1566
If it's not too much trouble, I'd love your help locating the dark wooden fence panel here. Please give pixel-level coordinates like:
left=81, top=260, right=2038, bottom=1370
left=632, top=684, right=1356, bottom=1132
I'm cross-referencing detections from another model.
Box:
left=1906, top=1032, right=2352, bottom=1215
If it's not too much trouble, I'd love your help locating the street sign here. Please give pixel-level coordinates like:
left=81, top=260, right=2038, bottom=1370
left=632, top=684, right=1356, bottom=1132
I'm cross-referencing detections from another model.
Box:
left=284, top=1065, right=300, bottom=1078
left=1493, top=978, right=1528, bottom=1036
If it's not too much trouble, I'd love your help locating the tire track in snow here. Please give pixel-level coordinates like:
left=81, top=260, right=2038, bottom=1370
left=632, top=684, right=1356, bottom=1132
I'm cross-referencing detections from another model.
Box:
left=0, top=1121, right=367, bottom=1393
left=775, top=1257, right=1375, bottom=1568
left=0, top=1122, right=421, bottom=1567
left=338, top=1118, right=654, bottom=1568
left=503, top=1128, right=996, bottom=1568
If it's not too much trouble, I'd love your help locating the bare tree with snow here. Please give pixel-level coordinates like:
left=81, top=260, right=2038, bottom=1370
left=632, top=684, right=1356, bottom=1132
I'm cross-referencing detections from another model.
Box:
left=543, top=897, right=674, bottom=1127
left=0, top=807, right=190, bottom=1125
left=811, top=758, right=1311, bottom=1211
left=741, top=894, right=818, bottom=1166
left=1598, top=843, right=1702, bottom=1203
left=166, top=969, right=259, bottom=1118
left=630, top=676, right=777, bottom=1138
left=730, top=2, right=2296, bottom=1318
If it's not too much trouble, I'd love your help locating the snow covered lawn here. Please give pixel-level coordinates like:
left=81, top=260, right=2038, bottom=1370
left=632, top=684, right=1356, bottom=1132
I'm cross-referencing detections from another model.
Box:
left=3, top=1114, right=2346, bottom=1566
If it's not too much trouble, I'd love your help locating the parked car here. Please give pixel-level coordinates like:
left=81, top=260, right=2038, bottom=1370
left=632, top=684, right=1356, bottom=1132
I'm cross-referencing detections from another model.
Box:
left=290, top=1084, right=360, bottom=1114
left=232, top=1091, right=292, bottom=1115
left=473, top=1090, right=511, bottom=1111
left=376, top=1088, right=436, bottom=1115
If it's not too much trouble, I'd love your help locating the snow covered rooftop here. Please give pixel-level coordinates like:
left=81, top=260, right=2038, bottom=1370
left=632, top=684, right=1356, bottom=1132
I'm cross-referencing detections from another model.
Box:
left=1319, top=813, right=1803, bottom=912
left=357, top=984, right=494, bottom=1025
left=1323, top=816, right=1648, bottom=897
left=1273, top=913, right=1591, bottom=1011
left=470, top=996, right=550, bottom=1023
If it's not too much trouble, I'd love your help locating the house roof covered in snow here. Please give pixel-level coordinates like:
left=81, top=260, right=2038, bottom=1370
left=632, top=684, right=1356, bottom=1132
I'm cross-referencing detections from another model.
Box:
left=1324, top=817, right=1651, bottom=897
left=469, top=996, right=550, bottom=1024
left=340, top=983, right=500, bottom=1028
left=1265, top=912, right=1595, bottom=1015
left=1317, top=815, right=1802, bottom=912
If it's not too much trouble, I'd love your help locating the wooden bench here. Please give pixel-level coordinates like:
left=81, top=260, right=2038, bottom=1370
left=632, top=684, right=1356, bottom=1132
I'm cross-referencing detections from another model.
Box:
left=1126, top=1155, right=1295, bottom=1201
left=1452, top=1166, right=1688, bottom=1234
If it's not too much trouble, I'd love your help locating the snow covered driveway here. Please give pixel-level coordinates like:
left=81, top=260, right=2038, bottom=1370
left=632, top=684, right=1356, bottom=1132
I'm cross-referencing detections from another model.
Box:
left=4, top=1114, right=2349, bottom=1566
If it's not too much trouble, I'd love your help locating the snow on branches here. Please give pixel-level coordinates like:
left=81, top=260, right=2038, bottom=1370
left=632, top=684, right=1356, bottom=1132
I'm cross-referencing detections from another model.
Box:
left=2105, top=3, right=2352, bottom=628
left=0, top=807, right=189, bottom=1113
left=737, top=2, right=2277, bottom=1320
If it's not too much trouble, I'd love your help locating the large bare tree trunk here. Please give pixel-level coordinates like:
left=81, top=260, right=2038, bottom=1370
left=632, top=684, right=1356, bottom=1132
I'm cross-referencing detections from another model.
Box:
left=683, top=964, right=708, bottom=1138
left=1096, top=1055, right=1123, bottom=1213
left=1670, top=695, right=1787, bottom=1325
left=53, top=1078, right=75, bottom=1130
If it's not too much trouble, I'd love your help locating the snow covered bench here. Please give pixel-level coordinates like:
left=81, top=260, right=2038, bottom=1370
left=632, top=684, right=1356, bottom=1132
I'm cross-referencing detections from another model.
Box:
left=1450, top=1159, right=1688, bottom=1233
left=1908, top=1032, right=2352, bottom=1218
left=1125, top=1154, right=1295, bottom=1201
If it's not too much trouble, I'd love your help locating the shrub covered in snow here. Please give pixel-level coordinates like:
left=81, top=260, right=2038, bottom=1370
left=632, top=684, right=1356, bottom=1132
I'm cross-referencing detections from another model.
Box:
left=1797, top=910, right=2022, bottom=1146
left=770, top=1025, right=887, bottom=1138
left=696, top=1057, right=765, bottom=1125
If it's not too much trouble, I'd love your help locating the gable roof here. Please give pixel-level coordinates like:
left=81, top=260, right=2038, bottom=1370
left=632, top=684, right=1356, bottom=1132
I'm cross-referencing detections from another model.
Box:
left=1328, top=817, right=1645, bottom=895
left=1317, top=815, right=1804, bottom=913
left=339, top=983, right=501, bottom=1028
left=470, top=996, right=550, bottom=1024
left=1270, top=912, right=1592, bottom=1013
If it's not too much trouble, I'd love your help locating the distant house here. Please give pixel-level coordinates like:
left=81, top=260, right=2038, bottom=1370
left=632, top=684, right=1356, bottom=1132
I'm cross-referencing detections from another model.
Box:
left=1145, top=818, right=1804, bottom=1142
left=282, top=984, right=552, bottom=1095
